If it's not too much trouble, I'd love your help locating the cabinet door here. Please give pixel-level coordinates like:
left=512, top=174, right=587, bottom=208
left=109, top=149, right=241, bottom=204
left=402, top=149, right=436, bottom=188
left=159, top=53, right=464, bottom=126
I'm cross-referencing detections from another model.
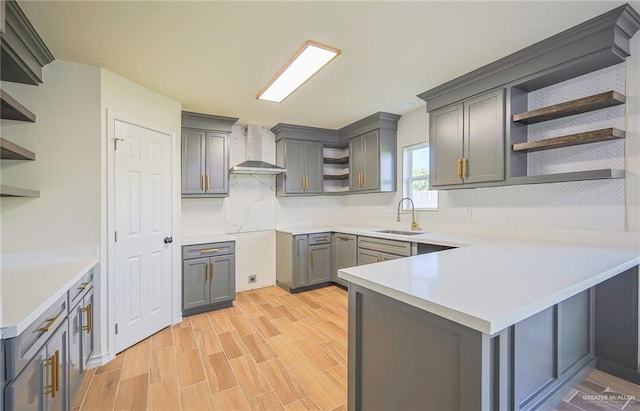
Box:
left=68, top=304, right=82, bottom=400
left=429, top=103, right=464, bottom=187
left=305, top=142, right=324, bottom=194
left=181, top=128, right=206, bottom=195
left=463, top=88, right=504, bottom=184
left=284, top=140, right=307, bottom=194
left=309, top=244, right=331, bottom=285
left=46, top=320, right=68, bottom=411
left=358, top=249, right=380, bottom=266
left=349, top=136, right=365, bottom=191
left=381, top=252, right=403, bottom=262
left=210, top=254, right=236, bottom=304
left=362, top=131, right=380, bottom=191
left=293, top=236, right=309, bottom=288
left=5, top=346, right=46, bottom=411
left=204, top=131, right=228, bottom=195
left=81, top=291, right=94, bottom=369
left=334, top=234, right=357, bottom=286
left=183, top=258, right=210, bottom=311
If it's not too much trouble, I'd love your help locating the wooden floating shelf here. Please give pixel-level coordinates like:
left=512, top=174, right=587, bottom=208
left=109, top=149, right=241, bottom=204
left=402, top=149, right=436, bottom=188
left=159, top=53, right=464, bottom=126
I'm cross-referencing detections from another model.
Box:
left=512, top=128, right=625, bottom=153
left=1, top=89, right=36, bottom=122
left=512, top=91, right=625, bottom=125
left=510, top=168, right=625, bottom=185
left=0, top=137, right=35, bottom=160
left=323, top=174, right=350, bottom=180
left=0, top=184, right=40, bottom=198
left=323, top=157, right=349, bottom=165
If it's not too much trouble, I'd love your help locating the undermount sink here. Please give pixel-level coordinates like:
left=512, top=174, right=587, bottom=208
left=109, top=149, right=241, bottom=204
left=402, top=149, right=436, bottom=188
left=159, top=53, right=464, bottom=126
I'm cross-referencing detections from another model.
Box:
left=374, top=229, right=425, bottom=236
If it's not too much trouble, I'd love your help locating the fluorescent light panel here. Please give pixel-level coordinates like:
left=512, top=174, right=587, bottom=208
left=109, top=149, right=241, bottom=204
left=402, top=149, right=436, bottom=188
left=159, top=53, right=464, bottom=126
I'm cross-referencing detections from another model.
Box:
left=257, top=40, right=341, bottom=103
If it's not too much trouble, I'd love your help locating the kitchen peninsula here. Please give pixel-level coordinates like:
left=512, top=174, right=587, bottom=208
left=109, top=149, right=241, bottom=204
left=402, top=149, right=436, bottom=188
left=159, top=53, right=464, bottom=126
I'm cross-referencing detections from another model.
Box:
left=339, top=236, right=640, bottom=410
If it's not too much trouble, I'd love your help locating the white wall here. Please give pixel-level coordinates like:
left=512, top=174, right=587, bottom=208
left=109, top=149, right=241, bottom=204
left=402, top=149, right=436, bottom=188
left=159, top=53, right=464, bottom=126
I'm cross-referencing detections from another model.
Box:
left=626, top=31, right=640, bottom=234
left=1, top=61, right=101, bottom=252
left=99, top=68, right=182, bottom=362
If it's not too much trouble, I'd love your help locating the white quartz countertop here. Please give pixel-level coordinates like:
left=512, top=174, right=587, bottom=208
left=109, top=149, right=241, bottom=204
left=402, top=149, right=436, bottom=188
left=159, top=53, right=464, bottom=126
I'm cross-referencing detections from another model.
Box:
left=1, top=247, right=98, bottom=339
left=339, top=238, right=639, bottom=335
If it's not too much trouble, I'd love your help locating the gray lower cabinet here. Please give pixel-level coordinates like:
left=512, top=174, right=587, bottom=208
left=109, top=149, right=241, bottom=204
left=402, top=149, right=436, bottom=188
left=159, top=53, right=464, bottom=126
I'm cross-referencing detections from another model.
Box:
left=182, top=241, right=236, bottom=316
left=332, top=233, right=357, bottom=287
left=68, top=271, right=94, bottom=403
left=357, top=236, right=412, bottom=265
left=182, top=128, right=229, bottom=197
left=276, top=232, right=331, bottom=292
left=276, top=139, right=323, bottom=195
left=429, top=88, right=505, bottom=188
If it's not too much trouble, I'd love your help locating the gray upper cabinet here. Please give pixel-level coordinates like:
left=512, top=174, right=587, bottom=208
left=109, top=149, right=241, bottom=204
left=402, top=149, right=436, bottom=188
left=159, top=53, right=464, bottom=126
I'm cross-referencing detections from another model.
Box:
left=277, top=140, right=323, bottom=195
left=429, top=88, right=505, bottom=188
left=181, top=112, right=238, bottom=198
left=350, top=131, right=380, bottom=192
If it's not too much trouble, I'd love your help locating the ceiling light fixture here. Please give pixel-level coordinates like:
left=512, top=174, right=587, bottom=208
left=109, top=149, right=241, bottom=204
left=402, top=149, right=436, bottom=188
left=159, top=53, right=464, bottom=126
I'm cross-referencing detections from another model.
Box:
left=257, top=40, right=341, bottom=103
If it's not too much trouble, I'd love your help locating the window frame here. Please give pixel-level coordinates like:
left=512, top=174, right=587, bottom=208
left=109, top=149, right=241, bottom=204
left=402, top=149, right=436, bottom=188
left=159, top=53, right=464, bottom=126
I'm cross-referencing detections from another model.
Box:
left=402, top=142, right=438, bottom=211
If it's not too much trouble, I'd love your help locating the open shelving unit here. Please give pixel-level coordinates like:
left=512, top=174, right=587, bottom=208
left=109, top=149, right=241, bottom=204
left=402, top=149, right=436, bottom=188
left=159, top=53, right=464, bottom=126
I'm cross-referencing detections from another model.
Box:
left=0, top=137, right=36, bottom=160
left=0, top=89, right=36, bottom=122
left=512, top=128, right=625, bottom=153
left=0, top=184, right=40, bottom=198
left=323, top=147, right=350, bottom=193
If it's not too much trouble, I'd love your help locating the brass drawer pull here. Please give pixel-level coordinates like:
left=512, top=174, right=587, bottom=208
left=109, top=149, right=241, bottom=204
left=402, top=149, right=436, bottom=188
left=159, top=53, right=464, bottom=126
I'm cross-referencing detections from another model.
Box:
left=206, top=174, right=211, bottom=190
left=201, top=174, right=205, bottom=190
left=81, top=303, right=93, bottom=333
left=462, top=157, right=468, bottom=178
left=211, top=262, right=215, bottom=279
left=200, top=248, right=219, bottom=254
left=457, top=159, right=462, bottom=178
left=77, top=281, right=91, bottom=291
left=36, top=314, right=60, bottom=333
left=43, top=350, right=59, bottom=398
left=310, top=250, right=314, bottom=266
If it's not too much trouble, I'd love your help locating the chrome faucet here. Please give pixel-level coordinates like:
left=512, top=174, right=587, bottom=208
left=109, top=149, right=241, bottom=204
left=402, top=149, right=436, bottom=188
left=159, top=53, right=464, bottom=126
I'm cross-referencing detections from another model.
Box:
left=397, top=197, right=420, bottom=231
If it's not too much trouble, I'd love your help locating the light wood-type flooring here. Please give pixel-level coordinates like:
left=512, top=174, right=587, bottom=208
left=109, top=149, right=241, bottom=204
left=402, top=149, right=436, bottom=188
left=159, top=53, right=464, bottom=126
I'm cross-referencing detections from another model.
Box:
left=72, top=284, right=640, bottom=411
left=73, top=285, right=349, bottom=411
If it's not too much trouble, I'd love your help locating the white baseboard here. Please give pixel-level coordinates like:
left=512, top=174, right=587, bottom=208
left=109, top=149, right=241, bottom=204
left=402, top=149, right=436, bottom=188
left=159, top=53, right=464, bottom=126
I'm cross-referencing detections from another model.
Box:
left=86, top=351, right=111, bottom=369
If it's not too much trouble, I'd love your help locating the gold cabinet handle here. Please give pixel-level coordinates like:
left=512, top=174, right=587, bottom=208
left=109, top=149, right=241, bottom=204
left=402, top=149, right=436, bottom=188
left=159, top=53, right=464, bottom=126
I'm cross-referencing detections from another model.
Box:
left=306, top=176, right=310, bottom=191
left=361, top=173, right=365, bottom=187
left=36, top=314, right=60, bottom=333
left=358, top=173, right=362, bottom=187
left=43, top=355, right=55, bottom=398
left=54, top=350, right=60, bottom=395
left=81, top=303, right=93, bottom=333
left=315, top=237, right=328, bottom=242
left=457, top=159, right=462, bottom=179
left=205, top=262, right=210, bottom=280
left=201, top=174, right=205, bottom=190
left=337, top=235, right=348, bottom=241
left=77, top=281, right=91, bottom=291
left=200, top=248, right=219, bottom=254
left=210, top=261, right=215, bottom=280
left=206, top=174, right=211, bottom=190
left=462, top=158, right=468, bottom=179
left=310, top=250, right=314, bottom=266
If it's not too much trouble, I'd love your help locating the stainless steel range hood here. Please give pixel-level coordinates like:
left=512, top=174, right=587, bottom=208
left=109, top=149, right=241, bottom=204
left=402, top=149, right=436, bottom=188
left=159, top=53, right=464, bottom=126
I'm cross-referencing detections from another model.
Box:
left=230, top=125, right=286, bottom=174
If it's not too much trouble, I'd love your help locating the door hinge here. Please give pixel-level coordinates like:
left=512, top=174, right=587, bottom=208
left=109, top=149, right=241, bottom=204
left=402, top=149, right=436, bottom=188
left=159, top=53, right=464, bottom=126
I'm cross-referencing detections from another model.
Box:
left=115, top=323, right=119, bottom=335
left=114, top=231, right=118, bottom=242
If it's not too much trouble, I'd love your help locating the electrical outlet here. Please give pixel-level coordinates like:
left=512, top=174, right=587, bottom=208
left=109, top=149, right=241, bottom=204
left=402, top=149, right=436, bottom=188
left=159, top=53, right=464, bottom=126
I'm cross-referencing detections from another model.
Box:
left=464, top=208, right=472, bottom=220
left=248, top=275, right=257, bottom=284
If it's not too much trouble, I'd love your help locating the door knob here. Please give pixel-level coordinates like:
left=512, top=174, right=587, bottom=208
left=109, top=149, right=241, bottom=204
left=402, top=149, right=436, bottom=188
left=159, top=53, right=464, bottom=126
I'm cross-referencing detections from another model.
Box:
left=164, top=237, right=173, bottom=244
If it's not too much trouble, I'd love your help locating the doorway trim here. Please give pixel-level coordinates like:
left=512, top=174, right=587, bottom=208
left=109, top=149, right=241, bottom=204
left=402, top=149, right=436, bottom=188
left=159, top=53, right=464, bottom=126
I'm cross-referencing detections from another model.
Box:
left=105, top=109, right=181, bottom=362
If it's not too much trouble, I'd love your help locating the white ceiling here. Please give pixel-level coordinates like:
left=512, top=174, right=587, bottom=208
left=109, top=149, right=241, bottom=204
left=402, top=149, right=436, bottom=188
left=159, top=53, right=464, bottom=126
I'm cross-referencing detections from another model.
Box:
left=20, top=1, right=635, bottom=129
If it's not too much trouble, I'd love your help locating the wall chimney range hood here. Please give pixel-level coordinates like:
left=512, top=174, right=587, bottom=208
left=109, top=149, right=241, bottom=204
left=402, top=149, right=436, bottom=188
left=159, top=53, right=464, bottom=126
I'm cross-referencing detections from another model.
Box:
left=230, top=125, right=286, bottom=175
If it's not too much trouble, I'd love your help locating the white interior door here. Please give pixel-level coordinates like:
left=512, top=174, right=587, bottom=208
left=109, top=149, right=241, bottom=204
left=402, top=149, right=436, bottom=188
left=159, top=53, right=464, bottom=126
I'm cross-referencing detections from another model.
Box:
left=114, top=119, right=173, bottom=353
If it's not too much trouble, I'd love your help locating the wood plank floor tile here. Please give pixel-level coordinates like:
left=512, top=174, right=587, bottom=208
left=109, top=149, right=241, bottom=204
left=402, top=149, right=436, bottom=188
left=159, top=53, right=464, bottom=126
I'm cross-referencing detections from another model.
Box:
left=317, top=320, right=347, bottom=342
left=277, top=305, right=305, bottom=322
left=212, top=386, right=251, bottom=410
left=290, top=361, right=346, bottom=410
left=242, top=333, right=277, bottom=363
left=316, top=295, right=345, bottom=312
left=202, top=352, right=238, bottom=393
left=283, top=396, right=321, bottom=411
left=228, top=355, right=272, bottom=399
left=295, top=306, right=326, bottom=324
left=279, top=294, right=304, bottom=307
left=246, top=292, right=269, bottom=305
left=121, top=339, right=150, bottom=380
left=194, top=328, right=223, bottom=356
left=218, top=330, right=249, bottom=359
left=331, top=404, right=348, bottom=411
left=175, top=348, right=206, bottom=388
left=251, top=315, right=282, bottom=338
left=148, top=379, right=181, bottom=410
left=208, top=311, right=235, bottom=334
left=235, top=291, right=251, bottom=303
left=190, top=313, right=212, bottom=331
left=321, top=339, right=347, bottom=365
left=569, top=390, right=621, bottom=411
left=247, top=391, right=285, bottom=410
left=297, top=294, right=322, bottom=309
left=95, top=353, right=124, bottom=375
left=173, top=326, right=197, bottom=352
left=294, top=337, right=338, bottom=371
left=237, top=301, right=264, bottom=318
left=263, top=293, right=286, bottom=307
left=258, top=358, right=308, bottom=406
left=266, top=334, right=308, bottom=368
left=294, top=320, right=331, bottom=344
left=114, top=373, right=148, bottom=410
left=555, top=401, right=585, bottom=411
left=71, top=368, right=95, bottom=409
left=180, top=381, right=214, bottom=410
left=272, top=317, right=306, bottom=341
left=589, top=370, right=640, bottom=398
left=324, top=365, right=347, bottom=391
left=81, top=369, right=121, bottom=411
left=150, top=345, right=177, bottom=384
left=316, top=307, right=347, bottom=325
left=259, top=303, right=285, bottom=320
left=150, top=326, right=174, bottom=350
left=229, top=314, right=258, bottom=336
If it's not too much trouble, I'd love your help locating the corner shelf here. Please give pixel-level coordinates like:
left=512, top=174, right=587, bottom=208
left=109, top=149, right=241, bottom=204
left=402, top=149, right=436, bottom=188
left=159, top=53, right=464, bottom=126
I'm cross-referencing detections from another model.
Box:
left=323, top=174, right=349, bottom=180
left=0, top=184, right=40, bottom=198
left=1, top=89, right=36, bottom=122
left=0, top=137, right=36, bottom=160
left=512, top=91, right=625, bottom=125
left=323, top=157, right=349, bottom=165
left=512, top=128, right=625, bottom=153
left=510, top=168, right=625, bottom=185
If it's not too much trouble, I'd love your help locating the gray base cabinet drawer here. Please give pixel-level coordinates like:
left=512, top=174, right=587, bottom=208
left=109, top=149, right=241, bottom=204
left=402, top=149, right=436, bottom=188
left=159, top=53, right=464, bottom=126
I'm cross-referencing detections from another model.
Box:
left=182, top=242, right=236, bottom=316
left=309, top=232, right=331, bottom=245
left=358, top=236, right=412, bottom=258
